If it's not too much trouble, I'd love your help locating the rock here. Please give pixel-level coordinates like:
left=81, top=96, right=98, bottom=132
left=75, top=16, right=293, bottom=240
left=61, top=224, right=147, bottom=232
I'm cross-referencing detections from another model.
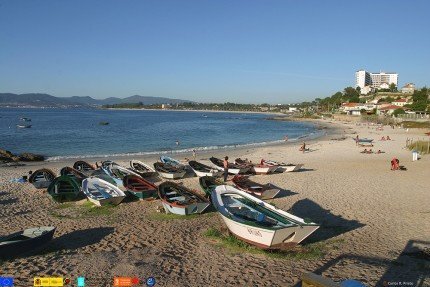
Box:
left=0, top=149, right=14, bottom=162
left=18, top=152, right=45, bottom=162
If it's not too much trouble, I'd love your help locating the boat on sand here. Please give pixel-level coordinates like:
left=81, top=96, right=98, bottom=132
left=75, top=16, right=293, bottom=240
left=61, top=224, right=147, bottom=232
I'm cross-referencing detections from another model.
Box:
left=122, top=175, right=158, bottom=200
left=0, top=226, right=56, bottom=259
left=232, top=175, right=280, bottom=199
left=129, top=160, right=157, bottom=177
left=158, top=181, right=210, bottom=215
left=264, top=160, right=303, bottom=172
left=153, top=162, right=186, bottom=179
left=211, top=185, right=319, bottom=249
left=82, top=177, right=126, bottom=206
left=47, top=176, right=82, bottom=202
left=188, top=160, right=222, bottom=177
left=28, top=169, right=56, bottom=189
left=209, top=157, right=250, bottom=175
left=198, top=176, right=224, bottom=197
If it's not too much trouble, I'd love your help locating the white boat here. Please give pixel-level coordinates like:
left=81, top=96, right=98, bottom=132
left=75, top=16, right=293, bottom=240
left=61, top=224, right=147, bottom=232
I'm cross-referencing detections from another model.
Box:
left=209, top=157, right=250, bottom=175
left=102, top=163, right=142, bottom=188
left=265, top=160, right=303, bottom=172
left=211, top=185, right=319, bottom=249
left=251, top=165, right=278, bottom=175
left=129, top=160, right=157, bottom=177
left=188, top=160, right=223, bottom=177
left=82, top=177, right=126, bottom=206
left=153, top=162, right=186, bottom=179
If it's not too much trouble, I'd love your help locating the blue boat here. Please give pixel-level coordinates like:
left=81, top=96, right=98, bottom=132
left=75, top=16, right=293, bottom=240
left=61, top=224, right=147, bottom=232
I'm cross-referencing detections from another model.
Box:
left=160, top=155, right=183, bottom=167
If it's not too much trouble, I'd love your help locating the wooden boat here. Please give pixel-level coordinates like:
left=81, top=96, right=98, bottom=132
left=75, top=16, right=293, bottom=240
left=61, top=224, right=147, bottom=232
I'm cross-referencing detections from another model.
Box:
left=264, top=160, right=303, bottom=172
left=160, top=155, right=182, bottom=166
left=102, top=163, right=142, bottom=187
left=235, top=158, right=277, bottom=174
left=16, top=124, right=31, bottom=128
left=20, top=117, right=31, bottom=122
left=153, top=162, right=186, bottom=179
left=232, top=175, right=280, bottom=199
left=199, top=176, right=224, bottom=197
left=122, top=175, right=158, bottom=200
left=211, top=185, right=319, bottom=249
left=73, top=160, right=96, bottom=175
left=209, top=157, right=250, bottom=175
left=60, top=166, right=87, bottom=182
left=188, top=160, right=222, bottom=177
left=89, top=169, right=117, bottom=186
left=356, top=138, right=374, bottom=143
left=28, top=168, right=56, bottom=189
left=99, top=121, right=109, bottom=125
left=82, top=177, right=126, bottom=206
left=0, top=226, right=56, bottom=259
left=158, top=181, right=210, bottom=215
left=129, top=160, right=157, bottom=177
left=47, top=176, right=82, bottom=202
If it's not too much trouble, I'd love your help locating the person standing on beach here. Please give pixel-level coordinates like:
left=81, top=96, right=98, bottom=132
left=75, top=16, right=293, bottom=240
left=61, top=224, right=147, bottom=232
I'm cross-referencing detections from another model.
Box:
left=223, top=156, right=229, bottom=182
left=192, top=149, right=196, bottom=160
left=355, top=135, right=359, bottom=146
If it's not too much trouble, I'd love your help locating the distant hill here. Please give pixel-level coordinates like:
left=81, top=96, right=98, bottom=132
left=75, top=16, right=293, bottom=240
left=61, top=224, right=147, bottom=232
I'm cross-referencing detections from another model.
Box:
left=0, top=93, right=193, bottom=107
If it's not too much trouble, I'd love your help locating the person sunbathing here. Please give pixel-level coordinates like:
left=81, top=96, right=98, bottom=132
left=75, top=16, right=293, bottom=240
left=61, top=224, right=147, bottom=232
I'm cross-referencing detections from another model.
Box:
left=381, top=136, right=386, bottom=141
left=387, top=136, right=391, bottom=140
left=377, top=150, right=385, bottom=154
left=367, top=149, right=373, bottom=154
left=360, top=149, right=368, bottom=154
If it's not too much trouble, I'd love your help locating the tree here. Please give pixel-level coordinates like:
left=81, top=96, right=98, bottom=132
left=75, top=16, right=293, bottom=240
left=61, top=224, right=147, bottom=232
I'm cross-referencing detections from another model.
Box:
left=389, top=83, right=397, bottom=92
left=393, top=108, right=406, bottom=117
left=356, top=86, right=361, bottom=94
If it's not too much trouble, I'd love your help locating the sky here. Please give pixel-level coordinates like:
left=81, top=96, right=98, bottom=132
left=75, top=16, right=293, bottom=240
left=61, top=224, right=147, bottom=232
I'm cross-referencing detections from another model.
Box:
left=0, top=0, right=429, bottom=104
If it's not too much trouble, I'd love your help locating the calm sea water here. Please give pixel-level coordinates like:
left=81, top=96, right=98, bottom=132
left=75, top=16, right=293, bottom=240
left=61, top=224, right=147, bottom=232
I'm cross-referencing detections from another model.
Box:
left=0, top=108, right=318, bottom=159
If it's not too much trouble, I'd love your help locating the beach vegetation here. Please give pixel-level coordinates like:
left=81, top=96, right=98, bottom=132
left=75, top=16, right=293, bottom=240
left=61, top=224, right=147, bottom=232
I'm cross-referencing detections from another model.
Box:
left=393, top=108, right=406, bottom=117
left=407, top=140, right=430, bottom=155
left=148, top=211, right=215, bottom=221
left=203, top=227, right=338, bottom=260
left=402, top=121, right=430, bottom=129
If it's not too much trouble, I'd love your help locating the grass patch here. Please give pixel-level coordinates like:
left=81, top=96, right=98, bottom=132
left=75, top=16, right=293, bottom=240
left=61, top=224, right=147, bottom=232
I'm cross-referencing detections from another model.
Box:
left=203, top=227, right=336, bottom=260
left=149, top=212, right=215, bottom=221
left=407, top=140, right=430, bottom=155
left=81, top=202, right=116, bottom=216
left=54, top=202, right=74, bottom=209
left=402, top=121, right=430, bottom=129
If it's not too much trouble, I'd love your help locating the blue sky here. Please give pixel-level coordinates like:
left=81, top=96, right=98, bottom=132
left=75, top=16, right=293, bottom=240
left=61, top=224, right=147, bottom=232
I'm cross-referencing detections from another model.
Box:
left=0, top=0, right=429, bottom=104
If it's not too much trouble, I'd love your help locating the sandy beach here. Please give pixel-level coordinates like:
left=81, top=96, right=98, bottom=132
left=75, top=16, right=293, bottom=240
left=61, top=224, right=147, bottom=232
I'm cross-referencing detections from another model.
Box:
left=1, top=119, right=429, bottom=286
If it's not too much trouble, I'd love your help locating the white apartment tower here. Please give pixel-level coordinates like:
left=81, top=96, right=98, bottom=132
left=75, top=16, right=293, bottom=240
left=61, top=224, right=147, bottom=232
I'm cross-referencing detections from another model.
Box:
left=355, top=70, right=398, bottom=92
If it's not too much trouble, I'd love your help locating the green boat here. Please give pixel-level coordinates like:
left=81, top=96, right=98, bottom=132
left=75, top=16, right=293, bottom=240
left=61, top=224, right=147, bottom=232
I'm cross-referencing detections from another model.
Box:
left=47, top=176, right=82, bottom=202
left=122, top=175, right=158, bottom=200
left=199, top=176, right=224, bottom=197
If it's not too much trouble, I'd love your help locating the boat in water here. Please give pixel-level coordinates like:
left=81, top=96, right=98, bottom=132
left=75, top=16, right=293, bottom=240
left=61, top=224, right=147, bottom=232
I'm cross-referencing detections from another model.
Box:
left=122, top=175, right=158, bottom=200
left=20, top=117, right=31, bottom=122
left=153, top=162, right=186, bottom=179
left=0, top=226, right=55, bottom=259
left=188, top=160, right=222, bottom=177
left=232, top=175, right=280, bottom=199
left=28, top=169, right=56, bottom=189
left=129, top=160, right=157, bottom=177
left=82, top=177, right=126, bottom=206
left=211, top=185, right=319, bottom=249
left=209, top=157, right=250, bottom=175
left=16, top=124, right=31, bottom=128
left=47, top=176, right=82, bottom=202
left=158, top=181, right=210, bottom=215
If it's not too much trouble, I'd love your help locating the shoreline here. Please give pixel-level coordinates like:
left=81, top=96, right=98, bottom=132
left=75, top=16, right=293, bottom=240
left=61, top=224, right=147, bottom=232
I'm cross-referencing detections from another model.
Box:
left=103, top=107, right=284, bottom=116
left=37, top=119, right=335, bottom=164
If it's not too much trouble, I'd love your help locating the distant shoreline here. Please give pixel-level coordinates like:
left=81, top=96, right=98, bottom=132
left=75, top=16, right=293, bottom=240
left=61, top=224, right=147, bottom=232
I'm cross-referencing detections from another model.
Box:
left=103, top=107, right=285, bottom=116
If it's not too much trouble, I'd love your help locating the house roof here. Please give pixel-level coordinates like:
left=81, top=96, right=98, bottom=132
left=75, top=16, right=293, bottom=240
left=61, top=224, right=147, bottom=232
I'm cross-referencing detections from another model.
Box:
left=393, top=98, right=408, bottom=103
left=342, top=103, right=359, bottom=107
left=378, top=105, right=402, bottom=111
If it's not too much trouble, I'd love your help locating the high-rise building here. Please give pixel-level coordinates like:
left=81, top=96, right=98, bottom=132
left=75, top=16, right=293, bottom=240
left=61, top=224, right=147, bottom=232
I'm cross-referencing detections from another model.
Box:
left=355, top=70, right=398, bottom=93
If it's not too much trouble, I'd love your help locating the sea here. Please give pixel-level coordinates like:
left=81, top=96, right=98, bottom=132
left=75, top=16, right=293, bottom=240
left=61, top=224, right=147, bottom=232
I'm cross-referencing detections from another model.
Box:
left=0, top=108, right=320, bottom=160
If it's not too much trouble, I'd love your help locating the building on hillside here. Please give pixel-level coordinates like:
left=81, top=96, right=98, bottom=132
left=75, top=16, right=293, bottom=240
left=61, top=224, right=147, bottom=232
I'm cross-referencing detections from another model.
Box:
left=340, top=102, right=376, bottom=115
left=360, top=85, right=372, bottom=95
left=392, top=98, right=409, bottom=107
left=161, top=104, right=171, bottom=109
left=379, top=83, right=390, bottom=90
left=401, top=83, right=415, bottom=94
left=376, top=105, right=402, bottom=115
left=355, top=70, right=398, bottom=92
